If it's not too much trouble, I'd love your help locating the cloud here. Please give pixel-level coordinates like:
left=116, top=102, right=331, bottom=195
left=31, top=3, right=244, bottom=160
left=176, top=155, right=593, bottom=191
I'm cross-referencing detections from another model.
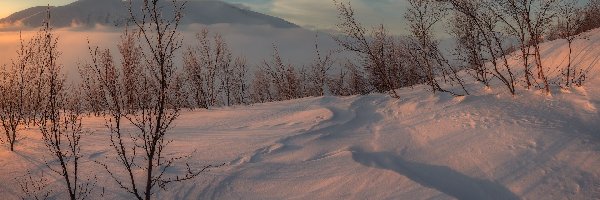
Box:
left=0, top=24, right=340, bottom=81
left=0, top=0, right=77, bottom=18
left=223, top=0, right=411, bottom=35
left=3, top=0, right=411, bottom=35
left=184, top=23, right=338, bottom=62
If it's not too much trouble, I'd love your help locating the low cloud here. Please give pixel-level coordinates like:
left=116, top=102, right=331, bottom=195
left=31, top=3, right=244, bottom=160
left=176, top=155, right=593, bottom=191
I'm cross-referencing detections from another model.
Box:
left=223, top=0, right=411, bottom=35
left=0, top=23, right=340, bottom=81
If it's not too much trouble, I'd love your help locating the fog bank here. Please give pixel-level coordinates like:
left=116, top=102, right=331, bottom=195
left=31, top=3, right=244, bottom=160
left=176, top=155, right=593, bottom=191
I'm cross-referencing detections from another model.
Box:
left=0, top=24, right=340, bottom=80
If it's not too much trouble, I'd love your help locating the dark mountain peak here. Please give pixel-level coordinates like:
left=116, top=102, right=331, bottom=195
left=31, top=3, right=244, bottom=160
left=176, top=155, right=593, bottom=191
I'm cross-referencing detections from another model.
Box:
left=0, top=0, right=298, bottom=29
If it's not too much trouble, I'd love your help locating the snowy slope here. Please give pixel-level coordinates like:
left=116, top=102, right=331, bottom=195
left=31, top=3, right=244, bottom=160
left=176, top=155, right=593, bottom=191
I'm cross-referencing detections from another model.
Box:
left=1, top=29, right=600, bottom=200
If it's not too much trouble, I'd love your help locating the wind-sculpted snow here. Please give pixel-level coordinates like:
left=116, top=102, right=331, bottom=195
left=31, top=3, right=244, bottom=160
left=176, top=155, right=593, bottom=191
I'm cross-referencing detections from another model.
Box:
left=1, top=83, right=598, bottom=199
left=1, top=27, right=600, bottom=200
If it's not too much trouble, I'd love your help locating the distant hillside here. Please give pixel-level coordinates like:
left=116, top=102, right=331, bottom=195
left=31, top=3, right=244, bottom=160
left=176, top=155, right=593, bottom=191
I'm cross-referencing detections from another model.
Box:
left=0, top=0, right=298, bottom=29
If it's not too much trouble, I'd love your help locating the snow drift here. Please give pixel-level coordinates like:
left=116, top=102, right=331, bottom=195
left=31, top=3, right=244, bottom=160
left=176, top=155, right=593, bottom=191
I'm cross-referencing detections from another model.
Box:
left=0, top=22, right=600, bottom=200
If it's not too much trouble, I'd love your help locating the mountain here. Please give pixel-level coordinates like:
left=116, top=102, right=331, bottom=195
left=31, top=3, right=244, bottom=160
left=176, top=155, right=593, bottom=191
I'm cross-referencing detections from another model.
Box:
left=0, top=0, right=298, bottom=29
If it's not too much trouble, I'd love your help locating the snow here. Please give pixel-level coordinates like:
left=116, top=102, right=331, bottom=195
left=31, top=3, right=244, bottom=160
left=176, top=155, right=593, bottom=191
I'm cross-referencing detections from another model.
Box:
left=1, top=28, right=600, bottom=200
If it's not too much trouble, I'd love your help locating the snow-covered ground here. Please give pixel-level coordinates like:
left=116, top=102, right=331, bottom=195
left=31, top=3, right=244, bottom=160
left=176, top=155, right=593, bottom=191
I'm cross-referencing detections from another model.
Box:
left=1, top=31, right=600, bottom=200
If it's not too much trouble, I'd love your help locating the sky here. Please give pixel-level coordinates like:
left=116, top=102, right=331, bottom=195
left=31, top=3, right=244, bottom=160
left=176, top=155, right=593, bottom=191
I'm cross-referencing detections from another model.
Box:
left=226, top=0, right=410, bottom=34
left=0, top=0, right=593, bottom=35
left=0, top=0, right=73, bottom=18
left=0, top=0, right=363, bottom=75
left=0, top=0, right=592, bottom=79
left=0, top=0, right=411, bottom=34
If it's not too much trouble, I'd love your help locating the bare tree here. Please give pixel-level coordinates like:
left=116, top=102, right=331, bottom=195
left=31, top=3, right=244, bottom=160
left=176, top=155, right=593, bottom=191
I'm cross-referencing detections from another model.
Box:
left=307, top=37, right=334, bottom=97
left=297, top=66, right=310, bottom=97
left=230, top=57, right=249, bottom=105
left=0, top=23, right=54, bottom=151
left=78, top=54, right=108, bottom=116
left=333, top=1, right=402, bottom=98
left=125, top=1, right=208, bottom=197
left=32, top=13, right=96, bottom=199
left=184, top=29, right=215, bottom=108
left=494, top=0, right=535, bottom=89
left=80, top=1, right=219, bottom=200
left=80, top=31, right=140, bottom=200
left=327, top=68, right=349, bottom=96
left=39, top=85, right=96, bottom=200
left=184, top=29, right=248, bottom=108
left=0, top=34, right=33, bottom=151
left=250, top=68, right=273, bottom=103
left=405, top=0, right=446, bottom=93
left=327, top=61, right=370, bottom=96
left=449, top=10, right=490, bottom=87
left=509, top=0, right=557, bottom=94
left=183, top=49, right=205, bottom=106
left=406, top=0, right=469, bottom=95
left=345, top=62, right=371, bottom=95
left=334, top=0, right=467, bottom=97
left=578, top=0, right=600, bottom=34
left=443, top=0, right=517, bottom=95
left=490, top=0, right=558, bottom=93
left=260, top=46, right=302, bottom=101
left=554, top=0, right=585, bottom=87
left=215, top=34, right=235, bottom=106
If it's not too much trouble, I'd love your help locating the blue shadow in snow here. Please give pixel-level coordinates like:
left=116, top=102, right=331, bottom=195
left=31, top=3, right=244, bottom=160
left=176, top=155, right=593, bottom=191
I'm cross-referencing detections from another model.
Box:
left=351, top=148, right=520, bottom=200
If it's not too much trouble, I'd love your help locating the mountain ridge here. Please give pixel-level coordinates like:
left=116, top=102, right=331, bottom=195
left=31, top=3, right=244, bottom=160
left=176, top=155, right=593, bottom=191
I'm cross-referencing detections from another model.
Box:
left=0, top=0, right=298, bottom=29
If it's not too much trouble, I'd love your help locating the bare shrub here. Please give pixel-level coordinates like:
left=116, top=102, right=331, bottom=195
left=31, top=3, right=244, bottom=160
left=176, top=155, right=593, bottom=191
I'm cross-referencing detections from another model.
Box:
left=32, top=13, right=96, bottom=199
left=405, top=0, right=447, bottom=93
left=579, top=0, right=600, bottom=33
left=333, top=1, right=404, bottom=98
left=260, top=46, right=302, bottom=101
left=554, top=0, right=586, bottom=87
left=250, top=68, right=273, bottom=103
left=306, top=38, right=335, bottom=97
left=80, top=1, right=220, bottom=199
left=17, top=171, right=53, bottom=200
left=443, top=0, right=517, bottom=95
left=0, top=42, right=31, bottom=151
left=328, top=61, right=370, bottom=96
left=183, top=29, right=249, bottom=108
left=405, top=0, right=469, bottom=95
left=449, top=8, right=490, bottom=87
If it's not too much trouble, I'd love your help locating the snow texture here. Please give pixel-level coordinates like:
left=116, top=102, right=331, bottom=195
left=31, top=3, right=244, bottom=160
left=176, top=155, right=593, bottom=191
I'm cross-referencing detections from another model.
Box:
left=1, top=22, right=600, bottom=200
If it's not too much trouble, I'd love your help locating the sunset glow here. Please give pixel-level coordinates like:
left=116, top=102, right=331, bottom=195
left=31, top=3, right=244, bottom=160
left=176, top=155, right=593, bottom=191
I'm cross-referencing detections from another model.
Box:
left=0, top=1, right=598, bottom=200
left=0, top=0, right=411, bottom=34
left=0, top=0, right=77, bottom=18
